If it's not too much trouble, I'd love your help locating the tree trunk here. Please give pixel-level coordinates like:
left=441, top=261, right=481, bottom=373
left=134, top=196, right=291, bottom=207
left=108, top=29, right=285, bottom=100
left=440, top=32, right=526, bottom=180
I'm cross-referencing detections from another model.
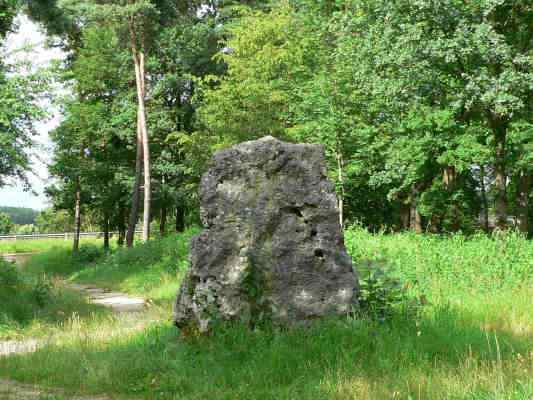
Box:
left=479, top=165, right=490, bottom=233
left=117, top=204, right=126, bottom=247
left=335, top=148, right=345, bottom=229
left=410, top=185, right=423, bottom=233
left=400, top=201, right=411, bottom=231
left=73, top=177, right=81, bottom=254
left=175, top=203, right=185, bottom=233
left=103, top=216, right=110, bottom=251
left=160, top=205, right=167, bottom=237
left=517, top=172, right=530, bottom=235
left=490, top=116, right=508, bottom=230
left=444, top=166, right=459, bottom=232
left=126, top=111, right=143, bottom=248
left=118, top=228, right=125, bottom=247
left=130, top=18, right=151, bottom=243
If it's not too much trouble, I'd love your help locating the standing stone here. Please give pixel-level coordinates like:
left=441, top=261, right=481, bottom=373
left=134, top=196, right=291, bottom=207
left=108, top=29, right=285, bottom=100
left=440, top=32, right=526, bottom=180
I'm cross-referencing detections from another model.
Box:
left=174, top=136, right=358, bottom=333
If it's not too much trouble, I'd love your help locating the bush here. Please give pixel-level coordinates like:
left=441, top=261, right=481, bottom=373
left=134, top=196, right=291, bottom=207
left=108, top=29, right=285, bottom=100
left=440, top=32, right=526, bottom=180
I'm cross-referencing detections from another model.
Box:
left=356, top=260, right=422, bottom=321
left=0, top=259, right=53, bottom=325
left=75, top=243, right=104, bottom=263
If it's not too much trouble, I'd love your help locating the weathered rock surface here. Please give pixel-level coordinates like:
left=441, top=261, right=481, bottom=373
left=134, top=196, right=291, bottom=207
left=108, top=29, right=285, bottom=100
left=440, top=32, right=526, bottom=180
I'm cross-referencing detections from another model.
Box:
left=174, top=136, right=358, bottom=333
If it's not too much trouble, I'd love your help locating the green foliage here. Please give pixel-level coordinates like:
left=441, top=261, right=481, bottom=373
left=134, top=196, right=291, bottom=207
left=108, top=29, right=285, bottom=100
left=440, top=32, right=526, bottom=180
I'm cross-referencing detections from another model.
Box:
left=346, top=228, right=533, bottom=296
left=35, top=209, right=73, bottom=233
left=13, top=223, right=36, bottom=234
left=0, top=43, right=49, bottom=187
left=73, top=243, right=103, bottom=263
left=356, top=261, right=415, bottom=321
left=0, top=259, right=52, bottom=326
left=0, top=0, right=17, bottom=39
left=195, top=0, right=533, bottom=233
left=0, top=256, right=110, bottom=339
left=0, top=212, right=12, bottom=233
left=70, top=228, right=198, bottom=303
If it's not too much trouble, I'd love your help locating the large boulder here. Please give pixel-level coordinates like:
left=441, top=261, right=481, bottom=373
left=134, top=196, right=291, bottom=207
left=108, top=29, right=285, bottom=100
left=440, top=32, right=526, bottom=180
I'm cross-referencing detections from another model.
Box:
left=174, top=136, right=358, bottom=333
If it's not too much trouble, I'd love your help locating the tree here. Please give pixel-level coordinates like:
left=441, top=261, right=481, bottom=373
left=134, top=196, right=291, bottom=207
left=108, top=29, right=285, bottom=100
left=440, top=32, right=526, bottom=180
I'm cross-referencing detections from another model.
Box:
left=0, top=53, right=48, bottom=187
left=0, top=0, right=17, bottom=39
left=0, top=212, right=13, bottom=234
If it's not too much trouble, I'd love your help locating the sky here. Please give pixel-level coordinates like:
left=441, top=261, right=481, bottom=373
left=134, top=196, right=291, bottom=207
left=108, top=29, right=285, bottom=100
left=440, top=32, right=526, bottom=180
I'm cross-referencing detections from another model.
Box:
left=0, top=15, right=65, bottom=210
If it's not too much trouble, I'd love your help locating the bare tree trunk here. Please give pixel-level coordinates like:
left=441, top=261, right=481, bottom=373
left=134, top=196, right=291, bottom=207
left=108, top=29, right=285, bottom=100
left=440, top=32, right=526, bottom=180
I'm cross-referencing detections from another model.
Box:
left=175, top=203, right=185, bottom=233
left=400, top=201, right=411, bottom=231
left=139, top=52, right=151, bottom=242
left=117, top=203, right=126, bottom=247
left=103, top=216, right=110, bottom=251
left=410, top=185, right=423, bottom=233
left=444, top=166, right=459, bottom=232
left=335, top=148, right=345, bottom=229
left=479, top=165, right=490, bottom=233
left=160, top=205, right=167, bottom=237
left=517, top=172, right=530, bottom=235
left=73, top=177, right=81, bottom=254
left=130, top=18, right=151, bottom=242
left=489, top=116, right=508, bottom=230
left=126, top=112, right=143, bottom=248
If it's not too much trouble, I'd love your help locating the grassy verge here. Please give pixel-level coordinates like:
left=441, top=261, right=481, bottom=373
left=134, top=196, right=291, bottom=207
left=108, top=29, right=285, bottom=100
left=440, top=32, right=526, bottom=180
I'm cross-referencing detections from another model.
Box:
left=0, top=237, right=105, bottom=254
left=0, top=228, right=531, bottom=399
left=0, top=259, right=110, bottom=340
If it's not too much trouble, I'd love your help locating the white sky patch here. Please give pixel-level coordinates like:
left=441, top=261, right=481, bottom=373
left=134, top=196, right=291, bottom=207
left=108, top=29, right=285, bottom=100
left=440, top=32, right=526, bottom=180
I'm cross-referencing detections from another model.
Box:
left=0, top=15, right=66, bottom=210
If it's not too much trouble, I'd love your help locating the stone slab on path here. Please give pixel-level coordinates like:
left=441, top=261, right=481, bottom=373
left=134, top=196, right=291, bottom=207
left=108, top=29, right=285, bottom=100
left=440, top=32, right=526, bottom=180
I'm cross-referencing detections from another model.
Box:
left=66, top=284, right=146, bottom=313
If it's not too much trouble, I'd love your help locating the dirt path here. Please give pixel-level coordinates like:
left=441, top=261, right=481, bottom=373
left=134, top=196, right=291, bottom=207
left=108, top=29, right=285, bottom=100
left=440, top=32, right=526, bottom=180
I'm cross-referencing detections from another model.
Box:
left=0, top=283, right=147, bottom=399
left=0, top=283, right=146, bottom=357
left=0, top=378, right=111, bottom=400
left=66, top=284, right=146, bottom=313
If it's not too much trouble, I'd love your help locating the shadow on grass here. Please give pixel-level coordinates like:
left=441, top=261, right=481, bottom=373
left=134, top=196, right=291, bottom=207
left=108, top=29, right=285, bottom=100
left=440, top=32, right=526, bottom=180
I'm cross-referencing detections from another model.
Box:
left=1, top=301, right=531, bottom=400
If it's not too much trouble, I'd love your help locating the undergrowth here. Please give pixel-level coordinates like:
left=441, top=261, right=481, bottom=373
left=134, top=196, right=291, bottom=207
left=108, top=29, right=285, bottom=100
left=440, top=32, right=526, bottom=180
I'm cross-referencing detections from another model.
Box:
left=0, top=259, right=108, bottom=339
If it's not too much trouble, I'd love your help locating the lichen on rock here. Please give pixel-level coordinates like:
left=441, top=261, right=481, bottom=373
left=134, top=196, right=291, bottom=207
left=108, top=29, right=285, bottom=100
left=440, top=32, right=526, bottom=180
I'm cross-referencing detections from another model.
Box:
left=174, top=136, right=358, bottom=334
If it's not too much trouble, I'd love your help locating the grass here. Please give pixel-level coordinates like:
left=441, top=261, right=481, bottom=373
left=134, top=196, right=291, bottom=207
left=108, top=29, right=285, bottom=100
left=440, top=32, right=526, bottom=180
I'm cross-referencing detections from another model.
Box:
left=0, top=228, right=531, bottom=399
left=0, top=237, right=105, bottom=254
left=0, top=259, right=110, bottom=340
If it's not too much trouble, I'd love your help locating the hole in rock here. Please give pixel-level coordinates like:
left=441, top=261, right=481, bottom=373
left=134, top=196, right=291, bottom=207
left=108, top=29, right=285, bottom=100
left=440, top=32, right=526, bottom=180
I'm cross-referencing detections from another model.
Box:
left=314, top=249, right=324, bottom=259
left=284, top=206, right=304, bottom=218
left=310, top=229, right=318, bottom=237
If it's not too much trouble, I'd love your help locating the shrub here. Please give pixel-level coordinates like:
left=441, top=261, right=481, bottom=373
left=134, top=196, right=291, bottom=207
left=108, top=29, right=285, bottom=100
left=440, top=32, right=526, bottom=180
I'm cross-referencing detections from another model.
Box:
left=74, top=243, right=104, bottom=263
left=0, top=259, right=52, bottom=325
left=356, top=260, right=422, bottom=321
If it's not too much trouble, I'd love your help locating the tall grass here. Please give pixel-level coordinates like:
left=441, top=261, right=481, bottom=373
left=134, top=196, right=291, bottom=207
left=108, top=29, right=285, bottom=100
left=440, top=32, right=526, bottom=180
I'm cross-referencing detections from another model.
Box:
left=0, top=259, right=109, bottom=340
left=0, top=228, right=531, bottom=399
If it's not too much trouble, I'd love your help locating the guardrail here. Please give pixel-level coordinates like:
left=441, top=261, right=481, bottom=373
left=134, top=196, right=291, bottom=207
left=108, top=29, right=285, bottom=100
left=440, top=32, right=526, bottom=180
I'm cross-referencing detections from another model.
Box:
left=0, top=231, right=142, bottom=241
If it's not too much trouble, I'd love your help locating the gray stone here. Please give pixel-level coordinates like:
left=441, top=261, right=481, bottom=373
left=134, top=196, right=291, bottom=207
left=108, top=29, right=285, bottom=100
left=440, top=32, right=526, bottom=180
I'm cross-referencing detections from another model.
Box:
left=174, top=136, right=358, bottom=334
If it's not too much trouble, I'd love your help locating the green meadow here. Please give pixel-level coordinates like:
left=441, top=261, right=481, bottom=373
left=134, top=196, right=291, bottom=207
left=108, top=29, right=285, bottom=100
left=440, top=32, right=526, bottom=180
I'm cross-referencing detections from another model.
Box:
left=0, top=229, right=531, bottom=400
